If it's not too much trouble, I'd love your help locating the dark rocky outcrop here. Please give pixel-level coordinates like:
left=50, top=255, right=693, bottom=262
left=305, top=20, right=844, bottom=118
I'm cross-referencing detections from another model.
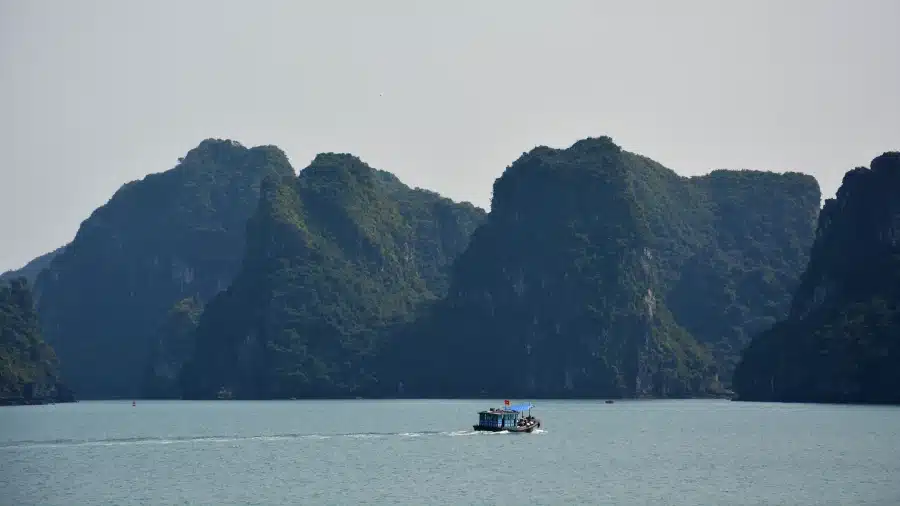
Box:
left=141, top=296, right=204, bottom=399
left=180, top=153, right=486, bottom=399
left=12, top=135, right=827, bottom=401
left=384, top=137, right=820, bottom=398
left=34, top=139, right=295, bottom=398
left=734, top=152, right=900, bottom=404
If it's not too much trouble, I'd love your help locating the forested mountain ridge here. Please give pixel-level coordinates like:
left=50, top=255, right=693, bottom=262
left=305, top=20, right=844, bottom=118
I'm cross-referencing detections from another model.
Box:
left=734, top=151, right=900, bottom=404
left=670, top=169, right=821, bottom=379
left=180, top=153, right=486, bottom=399
left=33, top=139, right=296, bottom=399
left=7, top=135, right=826, bottom=401
left=382, top=136, right=820, bottom=398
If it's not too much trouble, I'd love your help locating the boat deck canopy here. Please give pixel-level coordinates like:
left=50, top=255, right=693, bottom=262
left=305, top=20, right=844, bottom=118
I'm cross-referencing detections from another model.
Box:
left=507, top=403, right=534, bottom=412
left=478, top=403, right=534, bottom=415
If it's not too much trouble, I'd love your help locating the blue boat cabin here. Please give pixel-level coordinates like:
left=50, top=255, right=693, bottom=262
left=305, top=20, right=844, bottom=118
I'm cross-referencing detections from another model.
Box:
left=478, top=409, right=518, bottom=429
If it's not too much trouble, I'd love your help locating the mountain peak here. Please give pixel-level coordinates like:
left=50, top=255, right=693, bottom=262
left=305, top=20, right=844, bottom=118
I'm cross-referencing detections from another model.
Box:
left=511, top=136, right=623, bottom=166
left=182, top=138, right=247, bottom=160
left=33, top=138, right=295, bottom=398
left=299, top=153, right=386, bottom=194
left=871, top=151, right=900, bottom=172
left=198, top=137, right=246, bottom=149
left=835, top=152, right=900, bottom=200
left=568, top=135, right=622, bottom=153
left=308, top=152, right=367, bottom=168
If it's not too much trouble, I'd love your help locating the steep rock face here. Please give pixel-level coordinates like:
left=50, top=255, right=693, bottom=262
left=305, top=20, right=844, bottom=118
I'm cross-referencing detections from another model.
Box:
left=0, top=278, right=74, bottom=404
left=387, top=137, right=820, bottom=398
left=181, top=154, right=485, bottom=399
left=669, top=170, right=821, bottom=380
left=141, top=297, right=203, bottom=398
left=734, top=152, right=900, bottom=404
left=34, top=139, right=295, bottom=398
left=391, top=138, right=713, bottom=398
left=1, top=246, right=67, bottom=285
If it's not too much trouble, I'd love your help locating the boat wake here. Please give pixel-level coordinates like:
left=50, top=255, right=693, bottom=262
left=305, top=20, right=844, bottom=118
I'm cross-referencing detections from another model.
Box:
left=1, top=428, right=544, bottom=450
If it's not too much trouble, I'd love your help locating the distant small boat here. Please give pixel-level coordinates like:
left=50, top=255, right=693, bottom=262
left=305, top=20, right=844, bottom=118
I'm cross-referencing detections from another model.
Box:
left=605, top=400, right=614, bottom=404
left=473, top=402, right=541, bottom=433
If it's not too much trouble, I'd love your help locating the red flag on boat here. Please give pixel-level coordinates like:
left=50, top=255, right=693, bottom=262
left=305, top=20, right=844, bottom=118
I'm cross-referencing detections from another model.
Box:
left=504, top=399, right=509, bottom=406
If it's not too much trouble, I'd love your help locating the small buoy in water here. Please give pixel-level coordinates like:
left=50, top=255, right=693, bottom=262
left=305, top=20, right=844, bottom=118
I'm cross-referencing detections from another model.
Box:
left=132, top=400, right=136, bottom=407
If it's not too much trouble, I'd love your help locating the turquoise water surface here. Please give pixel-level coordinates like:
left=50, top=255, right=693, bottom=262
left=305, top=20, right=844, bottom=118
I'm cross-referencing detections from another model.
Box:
left=2, top=399, right=898, bottom=505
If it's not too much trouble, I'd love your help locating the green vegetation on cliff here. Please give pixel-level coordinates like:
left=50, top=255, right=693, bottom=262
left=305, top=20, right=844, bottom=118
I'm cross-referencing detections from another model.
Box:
left=734, top=152, right=900, bottom=404
left=669, top=170, right=821, bottom=379
left=13, top=134, right=823, bottom=401
left=180, top=153, right=486, bottom=399
left=1, top=278, right=74, bottom=405
left=142, top=296, right=204, bottom=398
left=384, top=137, right=820, bottom=398
left=34, top=139, right=296, bottom=399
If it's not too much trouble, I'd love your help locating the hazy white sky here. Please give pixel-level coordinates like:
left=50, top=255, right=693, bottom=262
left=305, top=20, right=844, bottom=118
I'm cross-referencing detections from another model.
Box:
left=1, top=0, right=898, bottom=271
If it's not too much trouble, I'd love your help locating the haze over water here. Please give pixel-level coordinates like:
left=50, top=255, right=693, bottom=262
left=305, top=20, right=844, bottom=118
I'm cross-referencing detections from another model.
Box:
left=2, top=399, right=898, bottom=505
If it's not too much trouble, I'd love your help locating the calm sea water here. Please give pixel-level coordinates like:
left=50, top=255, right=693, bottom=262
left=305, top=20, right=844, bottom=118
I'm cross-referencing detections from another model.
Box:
left=1, top=399, right=898, bottom=505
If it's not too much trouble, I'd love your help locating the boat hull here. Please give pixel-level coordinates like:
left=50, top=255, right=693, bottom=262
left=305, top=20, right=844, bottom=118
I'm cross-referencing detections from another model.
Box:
left=473, top=420, right=540, bottom=433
